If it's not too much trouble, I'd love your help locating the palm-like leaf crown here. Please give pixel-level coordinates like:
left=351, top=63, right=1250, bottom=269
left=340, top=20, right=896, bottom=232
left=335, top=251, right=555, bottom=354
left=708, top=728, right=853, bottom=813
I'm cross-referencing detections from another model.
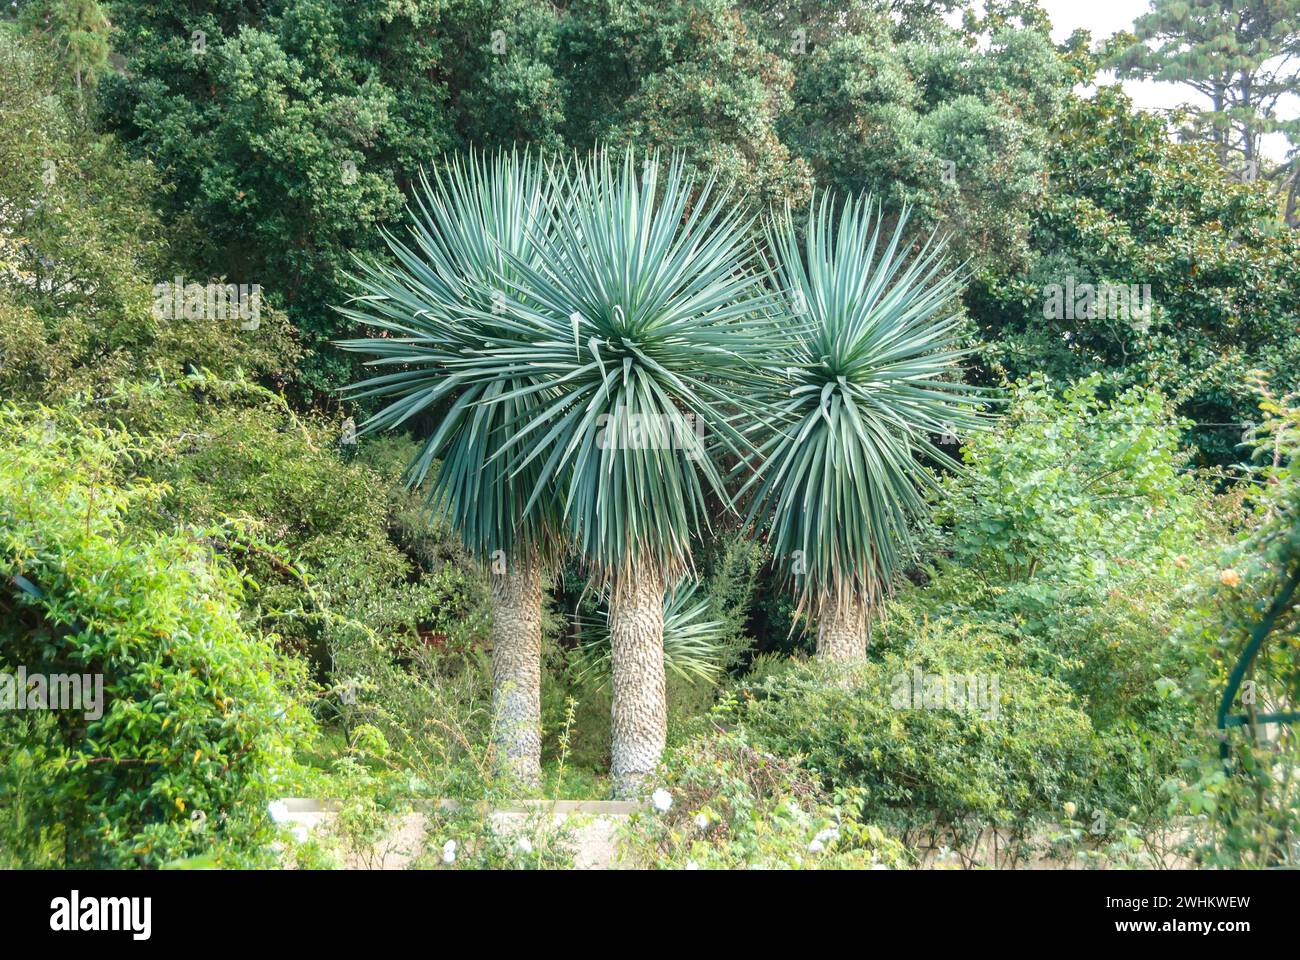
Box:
left=336, top=149, right=566, bottom=569
left=440, top=149, right=779, bottom=586
left=746, top=191, right=985, bottom=615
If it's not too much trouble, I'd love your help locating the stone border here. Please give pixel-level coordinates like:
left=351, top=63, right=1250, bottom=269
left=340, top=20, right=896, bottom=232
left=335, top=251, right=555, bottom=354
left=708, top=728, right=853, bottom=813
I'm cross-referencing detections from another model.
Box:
left=279, top=797, right=640, bottom=816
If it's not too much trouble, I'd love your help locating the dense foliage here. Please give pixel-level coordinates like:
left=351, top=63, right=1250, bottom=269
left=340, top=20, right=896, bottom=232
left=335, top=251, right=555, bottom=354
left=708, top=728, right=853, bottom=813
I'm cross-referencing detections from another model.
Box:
left=969, top=88, right=1300, bottom=465
left=729, top=635, right=1095, bottom=864
left=0, top=406, right=312, bottom=867
left=1170, top=382, right=1300, bottom=867
left=91, top=0, right=1080, bottom=393
left=3, top=0, right=1299, bottom=869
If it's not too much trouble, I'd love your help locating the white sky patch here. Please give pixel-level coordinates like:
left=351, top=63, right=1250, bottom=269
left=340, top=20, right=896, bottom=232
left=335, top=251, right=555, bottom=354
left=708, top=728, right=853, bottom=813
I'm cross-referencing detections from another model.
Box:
left=949, top=0, right=1297, bottom=162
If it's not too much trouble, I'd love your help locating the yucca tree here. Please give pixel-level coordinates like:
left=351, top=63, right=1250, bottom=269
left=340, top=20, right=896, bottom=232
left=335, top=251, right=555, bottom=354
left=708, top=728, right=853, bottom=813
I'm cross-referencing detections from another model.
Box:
left=571, top=580, right=730, bottom=691
left=439, top=150, right=775, bottom=796
left=336, top=149, right=565, bottom=788
left=745, top=192, right=984, bottom=661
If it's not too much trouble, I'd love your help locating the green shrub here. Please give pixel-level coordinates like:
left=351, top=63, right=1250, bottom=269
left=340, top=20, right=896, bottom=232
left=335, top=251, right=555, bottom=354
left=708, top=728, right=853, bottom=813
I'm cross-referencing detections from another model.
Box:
left=70, top=373, right=488, bottom=688
left=889, top=375, right=1222, bottom=854
left=0, top=406, right=313, bottom=867
left=325, top=622, right=495, bottom=800
left=932, top=373, right=1203, bottom=595
left=1168, top=384, right=1300, bottom=867
left=729, top=619, right=1096, bottom=864
left=620, top=720, right=909, bottom=869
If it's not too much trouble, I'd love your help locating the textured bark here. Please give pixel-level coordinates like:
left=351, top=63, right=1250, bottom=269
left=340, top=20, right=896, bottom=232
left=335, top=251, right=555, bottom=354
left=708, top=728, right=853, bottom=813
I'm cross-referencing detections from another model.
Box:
left=816, top=591, right=869, bottom=662
left=490, top=560, right=543, bottom=788
left=609, top=566, right=667, bottom=799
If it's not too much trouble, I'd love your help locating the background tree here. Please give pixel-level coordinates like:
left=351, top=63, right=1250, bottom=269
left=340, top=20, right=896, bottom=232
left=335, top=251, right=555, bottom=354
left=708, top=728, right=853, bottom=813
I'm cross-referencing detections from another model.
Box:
left=12, top=0, right=110, bottom=93
left=556, top=0, right=813, bottom=207
left=1109, top=0, right=1300, bottom=223
left=779, top=0, right=1069, bottom=267
left=968, top=87, right=1300, bottom=466
left=740, top=0, right=964, bottom=61
left=91, top=0, right=1080, bottom=394
left=101, top=0, right=564, bottom=393
left=0, top=25, right=295, bottom=400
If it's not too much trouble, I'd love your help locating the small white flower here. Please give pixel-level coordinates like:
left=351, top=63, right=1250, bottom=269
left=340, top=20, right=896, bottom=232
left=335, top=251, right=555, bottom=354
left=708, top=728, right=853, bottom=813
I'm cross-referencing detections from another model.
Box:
left=685, top=860, right=699, bottom=871
left=807, top=838, right=824, bottom=853
left=515, top=837, right=533, bottom=855
left=694, top=813, right=709, bottom=829
left=442, top=839, right=457, bottom=864
left=813, top=827, right=839, bottom=845
left=267, top=800, right=290, bottom=825
left=651, top=788, right=673, bottom=813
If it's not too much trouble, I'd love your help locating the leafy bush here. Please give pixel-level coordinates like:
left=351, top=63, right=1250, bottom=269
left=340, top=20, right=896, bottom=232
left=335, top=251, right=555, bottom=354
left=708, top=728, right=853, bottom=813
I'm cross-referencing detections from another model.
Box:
left=898, top=375, right=1219, bottom=852
left=932, top=374, right=1202, bottom=595
left=1168, top=382, right=1300, bottom=867
left=620, top=719, right=909, bottom=869
left=0, top=406, right=313, bottom=867
left=0, top=29, right=299, bottom=403
left=728, top=622, right=1096, bottom=864
left=71, top=372, right=488, bottom=686
left=325, top=622, right=496, bottom=800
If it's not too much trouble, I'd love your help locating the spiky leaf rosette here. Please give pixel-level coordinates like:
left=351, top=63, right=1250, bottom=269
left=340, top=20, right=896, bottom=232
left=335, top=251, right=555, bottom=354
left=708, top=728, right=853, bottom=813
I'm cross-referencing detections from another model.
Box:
left=571, top=580, right=729, bottom=690
left=440, top=149, right=780, bottom=587
left=745, top=192, right=985, bottom=616
left=336, top=149, right=566, bottom=569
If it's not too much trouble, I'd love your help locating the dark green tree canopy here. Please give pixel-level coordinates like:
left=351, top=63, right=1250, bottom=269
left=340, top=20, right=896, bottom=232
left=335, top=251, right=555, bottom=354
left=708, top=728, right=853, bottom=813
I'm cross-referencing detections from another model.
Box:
left=969, top=86, right=1300, bottom=465
left=94, top=0, right=1074, bottom=395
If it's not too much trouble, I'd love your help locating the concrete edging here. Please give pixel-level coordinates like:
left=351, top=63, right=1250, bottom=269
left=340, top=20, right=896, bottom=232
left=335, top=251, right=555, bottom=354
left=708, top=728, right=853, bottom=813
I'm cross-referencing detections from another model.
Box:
left=279, top=797, right=640, bottom=816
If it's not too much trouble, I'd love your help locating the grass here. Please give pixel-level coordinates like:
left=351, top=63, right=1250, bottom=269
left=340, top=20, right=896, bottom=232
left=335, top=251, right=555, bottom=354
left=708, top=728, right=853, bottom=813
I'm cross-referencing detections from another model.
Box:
left=540, top=762, right=611, bottom=801
left=297, top=725, right=612, bottom=800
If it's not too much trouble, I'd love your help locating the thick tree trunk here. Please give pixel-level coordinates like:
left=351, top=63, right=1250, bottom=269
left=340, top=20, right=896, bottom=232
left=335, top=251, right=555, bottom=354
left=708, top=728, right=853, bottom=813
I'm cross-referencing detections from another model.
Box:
left=490, top=560, right=542, bottom=789
left=608, top=566, right=667, bottom=799
left=816, top=591, right=869, bottom=662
